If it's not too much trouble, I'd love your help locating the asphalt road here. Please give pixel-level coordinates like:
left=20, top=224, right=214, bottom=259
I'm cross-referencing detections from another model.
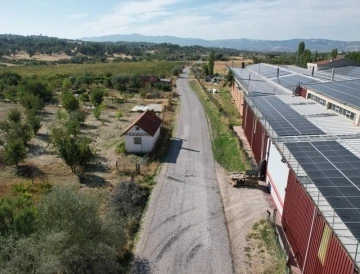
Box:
left=135, top=68, right=234, bottom=274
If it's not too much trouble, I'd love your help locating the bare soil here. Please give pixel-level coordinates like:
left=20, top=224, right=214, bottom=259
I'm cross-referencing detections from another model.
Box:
left=215, top=163, right=275, bottom=274
left=4, top=51, right=71, bottom=61
left=214, top=58, right=253, bottom=74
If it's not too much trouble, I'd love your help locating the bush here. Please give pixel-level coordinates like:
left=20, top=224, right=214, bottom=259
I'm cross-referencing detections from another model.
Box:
left=115, top=142, right=125, bottom=153
left=90, top=88, right=104, bottom=107
left=26, top=112, right=42, bottom=134
left=69, top=110, right=86, bottom=124
left=62, top=91, right=79, bottom=112
left=110, top=181, right=149, bottom=218
left=19, top=93, right=44, bottom=113
left=115, top=111, right=123, bottom=120
left=116, top=97, right=125, bottom=104
left=79, top=93, right=89, bottom=103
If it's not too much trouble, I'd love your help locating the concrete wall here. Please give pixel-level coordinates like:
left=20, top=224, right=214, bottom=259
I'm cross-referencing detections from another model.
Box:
left=124, top=126, right=160, bottom=153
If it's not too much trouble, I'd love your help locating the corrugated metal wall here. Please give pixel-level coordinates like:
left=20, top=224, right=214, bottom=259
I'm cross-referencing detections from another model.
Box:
left=282, top=170, right=356, bottom=274
left=242, top=101, right=266, bottom=165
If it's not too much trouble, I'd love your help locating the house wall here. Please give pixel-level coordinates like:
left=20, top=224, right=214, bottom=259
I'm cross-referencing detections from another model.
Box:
left=266, top=143, right=290, bottom=216
left=282, top=170, right=356, bottom=274
left=124, top=126, right=160, bottom=153
left=299, top=87, right=307, bottom=99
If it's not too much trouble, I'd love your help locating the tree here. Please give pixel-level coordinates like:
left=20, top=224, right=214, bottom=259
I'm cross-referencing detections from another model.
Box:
left=2, top=138, right=27, bottom=167
left=313, top=51, right=319, bottom=62
left=202, top=63, right=209, bottom=75
left=331, top=48, right=338, bottom=59
left=224, top=69, right=235, bottom=87
left=7, top=108, right=22, bottom=124
left=112, top=74, right=130, bottom=92
left=21, top=80, right=53, bottom=103
left=26, top=112, right=42, bottom=135
left=90, top=88, right=104, bottom=107
left=300, top=49, right=312, bottom=68
left=208, top=50, right=215, bottom=75
left=298, top=41, right=305, bottom=57
left=62, top=78, right=72, bottom=91
left=62, top=91, right=79, bottom=112
left=50, top=127, right=93, bottom=173
left=26, top=48, right=36, bottom=58
left=19, top=93, right=44, bottom=113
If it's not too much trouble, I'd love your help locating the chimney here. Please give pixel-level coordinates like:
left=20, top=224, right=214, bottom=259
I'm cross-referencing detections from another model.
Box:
left=241, top=62, right=245, bottom=69
left=312, top=67, right=315, bottom=77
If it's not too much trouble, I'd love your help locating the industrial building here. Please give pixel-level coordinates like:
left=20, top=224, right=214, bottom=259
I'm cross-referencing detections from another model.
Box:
left=229, top=63, right=360, bottom=273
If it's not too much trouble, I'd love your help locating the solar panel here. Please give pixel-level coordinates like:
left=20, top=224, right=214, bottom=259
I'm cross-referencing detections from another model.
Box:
left=273, top=75, right=320, bottom=90
left=232, top=68, right=286, bottom=96
left=247, top=63, right=291, bottom=79
left=322, top=67, right=360, bottom=79
left=286, top=141, right=360, bottom=240
left=251, top=96, right=324, bottom=136
left=305, top=79, right=360, bottom=110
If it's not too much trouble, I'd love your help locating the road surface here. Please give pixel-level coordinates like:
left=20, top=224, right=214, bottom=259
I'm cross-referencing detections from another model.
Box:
left=135, top=68, right=234, bottom=274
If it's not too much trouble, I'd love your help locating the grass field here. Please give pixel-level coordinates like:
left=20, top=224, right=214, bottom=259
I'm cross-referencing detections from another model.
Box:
left=0, top=61, right=180, bottom=77
left=189, top=80, right=249, bottom=172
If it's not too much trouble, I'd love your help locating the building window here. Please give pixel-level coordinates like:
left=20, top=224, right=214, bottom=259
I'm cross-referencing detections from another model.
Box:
left=308, top=93, right=326, bottom=106
left=328, top=103, right=356, bottom=121
left=134, top=137, right=142, bottom=144
left=135, top=126, right=140, bottom=131
left=318, top=224, right=331, bottom=265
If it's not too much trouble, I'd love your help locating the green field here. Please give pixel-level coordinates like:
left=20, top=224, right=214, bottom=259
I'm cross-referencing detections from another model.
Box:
left=190, top=80, right=250, bottom=172
left=0, top=61, right=180, bottom=77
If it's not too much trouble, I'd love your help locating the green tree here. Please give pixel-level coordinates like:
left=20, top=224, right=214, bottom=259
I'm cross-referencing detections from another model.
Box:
left=313, top=51, right=319, bottom=62
left=21, top=80, right=53, bottom=103
left=208, top=50, right=215, bottom=75
left=298, top=41, right=305, bottom=57
left=112, top=74, right=130, bottom=92
left=62, top=91, right=79, bottom=112
left=26, top=112, right=42, bottom=135
left=19, top=93, right=44, bottom=113
left=224, top=69, right=235, bottom=87
left=2, top=138, right=27, bottom=167
left=62, top=78, right=72, bottom=91
left=90, top=88, right=104, bottom=107
left=331, top=48, right=338, bottom=59
left=7, top=108, right=22, bottom=124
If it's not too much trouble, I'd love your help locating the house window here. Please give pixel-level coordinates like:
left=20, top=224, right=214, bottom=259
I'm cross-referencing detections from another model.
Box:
left=135, top=126, right=140, bottom=131
left=318, top=224, right=331, bottom=265
left=328, top=103, right=356, bottom=121
left=308, top=93, right=326, bottom=106
left=134, top=137, right=142, bottom=145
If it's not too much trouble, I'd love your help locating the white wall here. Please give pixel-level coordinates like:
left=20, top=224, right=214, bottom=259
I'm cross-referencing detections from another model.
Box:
left=266, top=143, right=290, bottom=216
left=124, top=126, right=161, bottom=154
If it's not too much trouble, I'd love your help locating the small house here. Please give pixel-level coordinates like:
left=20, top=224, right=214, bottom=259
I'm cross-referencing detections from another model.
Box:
left=121, top=110, right=162, bottom=154
left=307, top=57, right=360, bottom=71
left=136, top=75, right=161, bottom=87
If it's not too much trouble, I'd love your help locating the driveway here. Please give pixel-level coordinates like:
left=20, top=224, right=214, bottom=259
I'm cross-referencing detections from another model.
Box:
left=134, top=68, right=234, bottom=274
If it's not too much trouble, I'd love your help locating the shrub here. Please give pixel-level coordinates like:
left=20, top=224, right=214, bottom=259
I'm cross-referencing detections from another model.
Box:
left=62, top=91, right=79, bottom=112
left=26, top=112, right=42, bottom=135
left=69, top=110, right=86, bottom=124
left=115, top=142, right=125, bottom=153
left=110, top=181, right=149, bottom=218
left=2, top=139, right=27, bottom=166
left=90, top=88, right=104, bottom=107
left=115, top=111, right=123, bottom=120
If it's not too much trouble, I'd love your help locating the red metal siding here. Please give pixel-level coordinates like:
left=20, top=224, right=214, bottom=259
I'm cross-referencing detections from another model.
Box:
left=252, top=119, right=266, bottom=165
left=282, top=170, right=356, bottom=274
left=300, top=88, right=307, bottom=99
left=243, top=102, right=254, bottom=146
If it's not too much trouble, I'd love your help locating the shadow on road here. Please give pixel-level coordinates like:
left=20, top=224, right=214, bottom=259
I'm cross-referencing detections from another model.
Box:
left=164, top=138, right=200, bottom=164
left=130, top=257, right=152, bottom=274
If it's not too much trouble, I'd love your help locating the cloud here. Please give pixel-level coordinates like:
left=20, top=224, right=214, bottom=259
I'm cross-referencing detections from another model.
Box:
left=71, top=0, right=360, bottom=41
left=67, top=13, right=87, bottom=19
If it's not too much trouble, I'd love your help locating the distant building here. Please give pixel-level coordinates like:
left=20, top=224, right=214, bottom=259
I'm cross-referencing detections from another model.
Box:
left=136, top=75, right=161, bottom=86
left=307, top=57, right=360, bottom=71
left=121, top=110, right=162, bottom=154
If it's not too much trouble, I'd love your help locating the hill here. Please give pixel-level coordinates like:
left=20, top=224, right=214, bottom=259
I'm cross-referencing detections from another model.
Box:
left=81, top=34, right=360, bottom=52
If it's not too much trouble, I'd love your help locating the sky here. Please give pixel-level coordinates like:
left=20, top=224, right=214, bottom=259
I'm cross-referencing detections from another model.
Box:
left=0, top=0, right=359, bottom=41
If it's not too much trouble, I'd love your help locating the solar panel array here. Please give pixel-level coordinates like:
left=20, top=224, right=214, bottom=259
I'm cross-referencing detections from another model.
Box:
left=251, top=96, right=324, bottom=136
left=272, top=75, right=320, bottom=90
left=323, top=67, right=360, bottom=79
left=232, top=68, right=286, bottom=96
left=305, top=79, right=360, bottom=109
left=247, top=63, right=292, bottom=79
left=286, top=141, right=360, bottom=240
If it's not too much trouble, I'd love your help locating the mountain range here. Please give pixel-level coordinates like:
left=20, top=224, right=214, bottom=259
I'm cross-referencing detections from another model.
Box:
left=80, top=34, right=360, bottom=53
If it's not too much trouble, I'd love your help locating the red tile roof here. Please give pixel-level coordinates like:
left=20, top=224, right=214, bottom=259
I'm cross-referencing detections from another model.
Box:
left=121, top=110, right=162, bottom=137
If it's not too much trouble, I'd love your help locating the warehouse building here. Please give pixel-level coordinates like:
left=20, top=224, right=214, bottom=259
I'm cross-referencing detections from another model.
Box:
left=229, top=63, right=360, bottom=273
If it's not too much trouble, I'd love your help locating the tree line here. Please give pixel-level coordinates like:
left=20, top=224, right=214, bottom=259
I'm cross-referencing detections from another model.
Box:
left=0, top=34, right=244, bottom=63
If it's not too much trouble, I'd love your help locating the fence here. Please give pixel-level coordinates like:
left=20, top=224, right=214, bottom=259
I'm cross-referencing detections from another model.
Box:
left=115, top=154, right=148, bottom=175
